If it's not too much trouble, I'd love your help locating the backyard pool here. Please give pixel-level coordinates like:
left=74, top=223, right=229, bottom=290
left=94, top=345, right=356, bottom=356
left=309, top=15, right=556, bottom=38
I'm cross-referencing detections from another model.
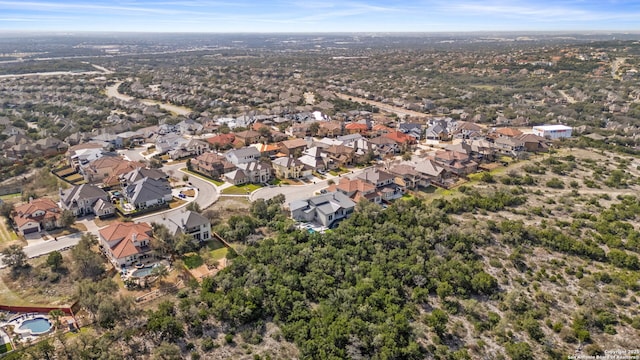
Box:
left=18, top=318, right=52, bottom=335
left=131, top=265, right=156, bottom=278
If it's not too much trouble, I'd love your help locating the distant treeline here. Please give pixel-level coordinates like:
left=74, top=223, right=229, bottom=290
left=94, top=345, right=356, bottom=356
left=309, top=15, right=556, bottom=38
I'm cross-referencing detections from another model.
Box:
left=0, top=60, right=96, bottom=76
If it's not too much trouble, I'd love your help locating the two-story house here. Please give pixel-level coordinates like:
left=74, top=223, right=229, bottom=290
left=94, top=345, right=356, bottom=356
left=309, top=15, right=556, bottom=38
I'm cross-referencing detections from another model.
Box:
left=59, top=184, right=115, bottom=218
left=153, top=210, right=211, bottom=243
left=289, top=191, right=356, bottom=228
left=225, top=147, right=261, bottom=165
left=357, top=168, right=403, bottom=201
left=99, top=221, right=154, bottom=267
left=13, top=198, right=62, bottom=235
left=190, top=152, right=236, bottom=179
left=271, top=156, right=307, bottom=179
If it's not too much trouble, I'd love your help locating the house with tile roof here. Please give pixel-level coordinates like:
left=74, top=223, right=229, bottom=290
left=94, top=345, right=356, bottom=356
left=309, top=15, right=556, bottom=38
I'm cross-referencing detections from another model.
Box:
left=81, top=155, right=145, bottom=188
left=59, top=184, right=115, bottom=218
left=327, top=177, right=381, bottom=203
left=383, top=131, right=417, bottom=152
left=206, top=133, right=236, bottom=150
left=13, top=198, right=62, bottom=235
left=99, top=221, right=154, bottom=267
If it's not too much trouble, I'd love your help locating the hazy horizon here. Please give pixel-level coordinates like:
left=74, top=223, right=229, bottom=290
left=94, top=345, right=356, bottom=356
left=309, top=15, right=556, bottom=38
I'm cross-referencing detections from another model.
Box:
left=1, top=1, right=639, bottom=33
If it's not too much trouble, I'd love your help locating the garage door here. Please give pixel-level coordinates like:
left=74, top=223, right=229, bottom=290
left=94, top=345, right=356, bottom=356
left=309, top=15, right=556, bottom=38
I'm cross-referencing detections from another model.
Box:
left=22, top=227, right=39, bottom=234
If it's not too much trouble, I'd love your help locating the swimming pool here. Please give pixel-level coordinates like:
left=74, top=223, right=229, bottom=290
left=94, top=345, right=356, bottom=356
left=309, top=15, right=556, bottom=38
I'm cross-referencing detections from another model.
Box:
left=18, top=318, right=52, bottom=335
left=131, top=265, right=156, bottom=278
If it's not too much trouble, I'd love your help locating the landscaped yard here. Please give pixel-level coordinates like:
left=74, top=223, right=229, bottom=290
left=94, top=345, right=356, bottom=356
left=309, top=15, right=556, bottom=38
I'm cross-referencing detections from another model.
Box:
left=206, top=239, right=228, bottom=260
left=221, top=183, right=263, bottom=195
left=64, top=174, right=84, bottom=183
left=183, top=253, right=204, bottom=269
left=0, top=193, right=20, bottom=201
left=0, top=219, right=19, bottom=247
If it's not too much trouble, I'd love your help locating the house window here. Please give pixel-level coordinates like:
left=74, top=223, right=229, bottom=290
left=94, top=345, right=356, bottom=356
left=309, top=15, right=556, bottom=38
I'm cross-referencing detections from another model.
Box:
left=328, top=215, right=333, bottom=221
left=203, top=232, right=209, bottom=240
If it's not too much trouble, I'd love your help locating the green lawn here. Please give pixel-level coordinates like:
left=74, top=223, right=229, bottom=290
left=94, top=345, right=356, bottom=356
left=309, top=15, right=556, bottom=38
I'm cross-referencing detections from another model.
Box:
left=0, top=193, right=20, bottom=201
left=0, top=342, right=11, bottom=353
left=181, top=168, right=225, bottom=186
left=183, top=253, right=204, bottom=269
left=221, top=183, right=263, bottom=195
left=0, top=218, right=19, bottom=243
left=210, top=247, right=228, bottom=261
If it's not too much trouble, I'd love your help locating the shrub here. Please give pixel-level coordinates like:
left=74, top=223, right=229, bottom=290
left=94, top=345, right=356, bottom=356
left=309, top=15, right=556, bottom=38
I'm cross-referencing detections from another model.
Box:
left=546, top=178, right=564, bottom=189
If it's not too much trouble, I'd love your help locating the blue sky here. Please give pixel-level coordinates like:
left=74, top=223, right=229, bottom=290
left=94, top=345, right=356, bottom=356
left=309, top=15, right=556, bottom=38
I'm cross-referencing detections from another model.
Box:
left=0, top=0, right=639, bottom=33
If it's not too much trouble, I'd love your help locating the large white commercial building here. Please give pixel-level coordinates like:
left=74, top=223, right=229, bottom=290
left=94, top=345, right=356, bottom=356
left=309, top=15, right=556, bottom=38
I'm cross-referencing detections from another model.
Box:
left=532, top=125, right=572, bottom=140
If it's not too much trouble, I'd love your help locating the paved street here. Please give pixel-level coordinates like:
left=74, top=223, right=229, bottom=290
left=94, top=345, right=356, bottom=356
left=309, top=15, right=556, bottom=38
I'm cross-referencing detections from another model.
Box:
left=250, top=167, right=371, bottom=205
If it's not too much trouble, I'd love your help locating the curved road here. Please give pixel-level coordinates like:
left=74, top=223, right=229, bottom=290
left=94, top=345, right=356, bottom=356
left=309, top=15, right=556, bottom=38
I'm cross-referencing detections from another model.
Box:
left=250, top=167, right=372, bottom=205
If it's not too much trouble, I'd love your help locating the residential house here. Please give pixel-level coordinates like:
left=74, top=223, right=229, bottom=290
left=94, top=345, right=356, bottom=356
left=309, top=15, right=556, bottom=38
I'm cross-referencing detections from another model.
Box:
left=206, top=133, right=235, bottom=150
left=234, top=130, right=263, bottom=145
left=224, top=162, right=271, bottom=185
left=344, top=122, right=369, bottom=135
left=13, top=198, right=62, bottom=235
left=433, top=150, right=478, bottom=176
left=383, top=131, right=417, bottom=152
left=123, top=177, right=173, bottom=210
left=99, top=221, right=154, bottom=267
left=2, top=134, right=31, bottom=150
left=317, top=121, right=343, bottom=138
left=327, top=177, right=380, bottom=203
left=399, top=123, right=424, bottom=139
left=120, top=167, right=168, bottom=186
left=298, top=147, right=333, bottom=172
left=34, top=137, right=68, bottom=157
left=324, top=144, right=355, bottom=167
left=388, top=164, right=426, bottom=190
left=453, top=121, right=484, bottom=139
left=190, top=152, right=235, bottom=179
left=371, top=124, right=394, bottom=137
left=515, top=133, right=548, bottom=153
left=225, top=147, right=260, bottom=165
left=153, top=210, right=211, bottom=243
left=252, top=143, right=280, bottom=158
left=59, top=184, right=115, bottom=218
left=369, top=136, right=400, bottom=156
left=272, top=157, right=306, bottom=179
left=287, top=123, right=310, bottom=138
left=66, top=143, right=107, bottom=169
left=155, top=133, right=188, bottom=155
left=289, top=191, right=356, bottom=228
left=493, top=137, right=526, bottom=158
left=425, top=120, right=449, bottom=141
left=279, top=138, right=309, bottom=157
left=495, top=127, right=523, bottom=138
left=81, top=156, right=145, bottom=188
left=414, top=159, right=449, bottom=187
left=357, top=168, right=403, bottom=201
left=168, top=138, right=209, bottom=160
left=176, top=119, right=203, bottom=135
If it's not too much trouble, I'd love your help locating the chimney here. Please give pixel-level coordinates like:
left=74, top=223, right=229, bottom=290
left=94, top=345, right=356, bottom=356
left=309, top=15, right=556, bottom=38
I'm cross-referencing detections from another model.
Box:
left=132, top=233, right=137, bottom=242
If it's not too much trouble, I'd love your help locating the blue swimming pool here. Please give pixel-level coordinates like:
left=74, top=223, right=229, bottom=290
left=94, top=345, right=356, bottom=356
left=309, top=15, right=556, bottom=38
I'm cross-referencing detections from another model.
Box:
left=19, top=318, right=52, bottom=335
left=132, top=265, right=155, bottom=278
